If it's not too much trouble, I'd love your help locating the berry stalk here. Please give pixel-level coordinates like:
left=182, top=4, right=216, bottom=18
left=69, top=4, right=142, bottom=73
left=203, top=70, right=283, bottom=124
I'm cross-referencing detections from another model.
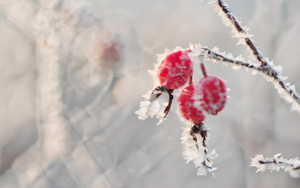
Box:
left=200, top=63, right=208, bottom=78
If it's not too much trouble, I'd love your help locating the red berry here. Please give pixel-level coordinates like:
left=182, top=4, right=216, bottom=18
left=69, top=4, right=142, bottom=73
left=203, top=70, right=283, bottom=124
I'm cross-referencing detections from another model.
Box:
left=156, top=50, right=193, bottom=90
left=178, top=85, right=205, bottom=124
left=195, top=76, right=226, bottom=115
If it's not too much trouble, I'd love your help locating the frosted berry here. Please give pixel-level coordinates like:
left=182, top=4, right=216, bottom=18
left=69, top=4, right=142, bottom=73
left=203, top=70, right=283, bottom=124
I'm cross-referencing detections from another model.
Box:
left=178, top=85, right=205, bottom=124
left=195, top=76, right=226, bottom=115
left=156, top=50, right=193, bottom=90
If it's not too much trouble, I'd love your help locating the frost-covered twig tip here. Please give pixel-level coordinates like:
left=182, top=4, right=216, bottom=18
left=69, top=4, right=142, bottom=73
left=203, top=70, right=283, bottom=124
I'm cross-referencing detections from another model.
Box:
left=250, top=154, right=300, bottom=178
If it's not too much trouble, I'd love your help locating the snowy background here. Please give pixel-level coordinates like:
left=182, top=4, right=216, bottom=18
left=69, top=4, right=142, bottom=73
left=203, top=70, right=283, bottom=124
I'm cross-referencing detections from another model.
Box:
left=0, top=0, right=299, bottom=187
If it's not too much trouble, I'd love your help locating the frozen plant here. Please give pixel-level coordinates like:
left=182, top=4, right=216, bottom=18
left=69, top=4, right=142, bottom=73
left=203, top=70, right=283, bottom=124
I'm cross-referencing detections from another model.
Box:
left=136, top=47, right=228, bottom=176
left=177, top=63, right=226, bottom=176
left=136, top=0, right=300, bottom=178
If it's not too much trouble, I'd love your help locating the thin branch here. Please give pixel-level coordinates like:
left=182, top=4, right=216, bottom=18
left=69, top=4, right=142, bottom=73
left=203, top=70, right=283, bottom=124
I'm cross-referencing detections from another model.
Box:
left=213, top=0, right=268, bottom=67
left=258, top=160, right=300, bottom=170
left=251, top=154, right=300, bottom=178
left=191, top=46, right=300, bottom=112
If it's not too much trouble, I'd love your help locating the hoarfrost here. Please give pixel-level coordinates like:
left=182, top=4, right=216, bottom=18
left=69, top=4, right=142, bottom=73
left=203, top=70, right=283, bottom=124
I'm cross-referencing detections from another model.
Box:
left=191, top=44, right=300, bottom=114
left=250, top=154, right=300, bottom=178
left=135, top=90, right=168, bottom=122
left=181, top=124, right=217, bottom=176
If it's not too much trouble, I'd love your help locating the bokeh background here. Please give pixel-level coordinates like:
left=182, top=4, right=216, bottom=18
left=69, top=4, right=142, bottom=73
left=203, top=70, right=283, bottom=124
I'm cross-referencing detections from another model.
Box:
left=0, top=0, right=299, bottom=187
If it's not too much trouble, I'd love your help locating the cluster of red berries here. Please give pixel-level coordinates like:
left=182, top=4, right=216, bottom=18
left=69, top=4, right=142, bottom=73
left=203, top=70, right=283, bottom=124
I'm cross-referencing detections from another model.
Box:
left=155, top=49, right=227, bottom=124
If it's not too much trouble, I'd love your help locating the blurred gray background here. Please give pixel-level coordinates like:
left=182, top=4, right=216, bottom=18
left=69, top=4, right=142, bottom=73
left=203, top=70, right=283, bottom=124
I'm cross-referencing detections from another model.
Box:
left=0, top=0, right=299, bottom=187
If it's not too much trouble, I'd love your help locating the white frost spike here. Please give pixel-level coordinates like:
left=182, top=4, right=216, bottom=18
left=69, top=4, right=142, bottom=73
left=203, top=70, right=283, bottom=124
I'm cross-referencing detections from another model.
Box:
left=235, top=32, right=253, bottom=46
left=231, top=65, right=240, bottom=70
left=197, top=166, right=208, bottom=176
left=212, top=46, right=220, bottom=52
left=278, top=75, right=288, bottom=81
left=236, top=55, right=245, bottom=62
left=273, top=64, right=283, bottom=74
left=142, top=89, right=153, bottom=100
left=289, top=85, right=296, bottom=93
left=188, top=43, right=206, bottom=59
left=207, top=149, right=219, bottom=160
left=233, top=32, right=253, bottom=39
left=290, top=101, right=300, bottom=112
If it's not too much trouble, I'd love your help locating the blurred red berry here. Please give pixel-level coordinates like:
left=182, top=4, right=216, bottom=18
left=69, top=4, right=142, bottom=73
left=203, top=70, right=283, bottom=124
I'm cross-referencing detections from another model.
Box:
left=178, top=85, right=205, bottom=124
left=195, top=76, right=226, bottom=115
left=156, top=50, right=193, bottom=90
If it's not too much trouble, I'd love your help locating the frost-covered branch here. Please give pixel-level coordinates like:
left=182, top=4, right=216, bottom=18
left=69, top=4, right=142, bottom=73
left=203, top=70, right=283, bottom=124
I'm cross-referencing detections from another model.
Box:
left=181, top=123, right=218, bottom=176
left=135, top=0, right=300, bottom=179
left=250, top=154, right=300, bottom=178
left=208, top=0, right=300, bottom=108
left=209, top=0, right=268, bottom=67
left=206, top=0, right=300, bottom=179
left=189, top=44, right=300, bottom=113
